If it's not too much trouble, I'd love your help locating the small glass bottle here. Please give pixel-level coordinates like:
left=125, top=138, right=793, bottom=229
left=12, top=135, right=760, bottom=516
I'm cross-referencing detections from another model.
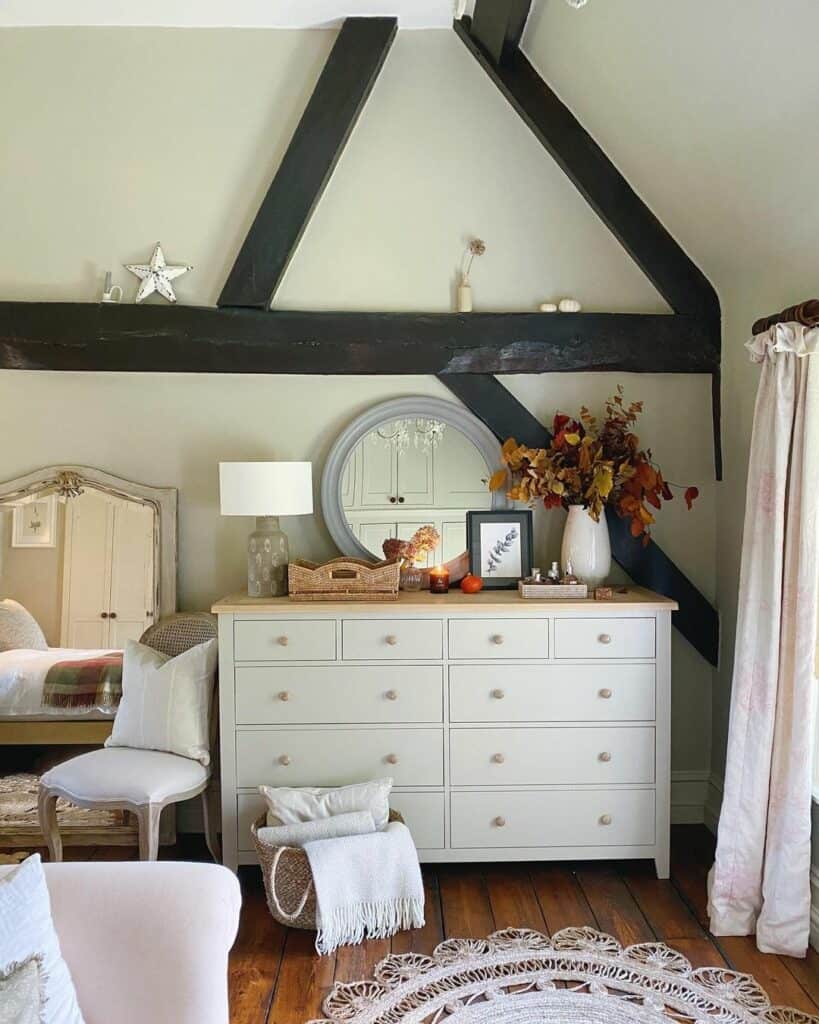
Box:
left=547, top=561, right=560, bottom=584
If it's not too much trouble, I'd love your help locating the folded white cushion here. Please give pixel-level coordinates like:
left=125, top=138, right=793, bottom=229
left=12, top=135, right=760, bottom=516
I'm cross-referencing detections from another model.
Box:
left=0, top=854, right=84, bottom=1024
left=105, top=638, right=217, bottom=765
left=0, top=598, right=47, bottom=652
left=260, top=778, right=392, bottom=831
left=256, top=810, right=376, bottom=848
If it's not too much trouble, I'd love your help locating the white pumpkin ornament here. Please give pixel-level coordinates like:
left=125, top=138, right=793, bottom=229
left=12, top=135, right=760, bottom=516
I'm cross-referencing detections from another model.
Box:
left=558, top=298, right=582, bottom=313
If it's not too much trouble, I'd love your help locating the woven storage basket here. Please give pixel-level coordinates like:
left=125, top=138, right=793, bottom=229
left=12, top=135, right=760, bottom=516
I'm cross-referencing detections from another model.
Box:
left=252, top=810, right=404, bottom=929
left=288, top=557, right=401, bottom=602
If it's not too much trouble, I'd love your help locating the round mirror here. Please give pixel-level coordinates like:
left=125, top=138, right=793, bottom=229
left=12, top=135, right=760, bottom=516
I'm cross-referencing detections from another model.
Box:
left=322, top=398, right=507, bottom=563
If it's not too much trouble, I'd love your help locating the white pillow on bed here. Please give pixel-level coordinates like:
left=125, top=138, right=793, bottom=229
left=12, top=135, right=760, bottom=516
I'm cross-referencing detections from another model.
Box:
left=105, top=638, right=217, bottom=765
left=0, top=599, right=47, bottom=652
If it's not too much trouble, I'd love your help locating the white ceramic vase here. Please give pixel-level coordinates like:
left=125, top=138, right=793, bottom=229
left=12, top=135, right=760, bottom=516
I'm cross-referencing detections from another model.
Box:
left=560, top=504, right=611, bottom=589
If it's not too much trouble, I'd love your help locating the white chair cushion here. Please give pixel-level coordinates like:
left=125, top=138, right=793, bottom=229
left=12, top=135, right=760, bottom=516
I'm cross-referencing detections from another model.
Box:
left=41, top=748, right=208, bottom=806
left=0, top=854, right=85, bottom=1024
left=105, top=637, right=217, bottom=765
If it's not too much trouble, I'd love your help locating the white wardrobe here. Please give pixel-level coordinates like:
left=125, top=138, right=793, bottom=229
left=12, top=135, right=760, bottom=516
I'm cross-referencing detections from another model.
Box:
left=60, top=489, right=155, bottom=648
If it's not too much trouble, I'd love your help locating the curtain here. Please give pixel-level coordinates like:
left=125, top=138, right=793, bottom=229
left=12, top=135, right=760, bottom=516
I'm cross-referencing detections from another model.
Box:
left=709, top=322, right=819, bottom=956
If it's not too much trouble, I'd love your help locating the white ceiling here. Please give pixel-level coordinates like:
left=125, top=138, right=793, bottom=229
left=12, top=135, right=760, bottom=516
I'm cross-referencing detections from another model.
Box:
left=0, top=1, right=462, bottom=29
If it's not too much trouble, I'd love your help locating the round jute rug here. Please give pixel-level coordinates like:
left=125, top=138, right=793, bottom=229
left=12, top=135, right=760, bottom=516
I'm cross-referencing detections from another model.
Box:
left=311, top=927, right=818, bottom=1024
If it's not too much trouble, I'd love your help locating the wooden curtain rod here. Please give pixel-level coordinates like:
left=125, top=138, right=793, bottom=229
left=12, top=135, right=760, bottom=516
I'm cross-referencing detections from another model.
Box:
left=752, top=298, right=819, bottom=335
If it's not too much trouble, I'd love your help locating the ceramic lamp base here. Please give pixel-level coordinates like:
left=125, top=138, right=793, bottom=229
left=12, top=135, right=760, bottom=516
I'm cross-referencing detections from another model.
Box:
left=248, top=516, right=289, bottom=597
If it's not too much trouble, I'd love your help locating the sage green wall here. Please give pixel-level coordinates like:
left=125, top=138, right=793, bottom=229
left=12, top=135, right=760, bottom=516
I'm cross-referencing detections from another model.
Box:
left=0, top=26, right=716, bottom=784
left=523, top=0, right=819, bottom=787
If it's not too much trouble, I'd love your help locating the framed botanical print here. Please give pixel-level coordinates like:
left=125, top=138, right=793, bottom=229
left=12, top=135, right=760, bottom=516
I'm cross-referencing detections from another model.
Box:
left=466, top=509, right=533, bottom=589
left=12, top=495, right=57, bottom=548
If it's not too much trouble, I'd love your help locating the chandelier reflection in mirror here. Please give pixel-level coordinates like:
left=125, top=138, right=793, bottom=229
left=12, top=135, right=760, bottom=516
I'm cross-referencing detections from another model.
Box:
left=371, top=418, right=447, bottom=454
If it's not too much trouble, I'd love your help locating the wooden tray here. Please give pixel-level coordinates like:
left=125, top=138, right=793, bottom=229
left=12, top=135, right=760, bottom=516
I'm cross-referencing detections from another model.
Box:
left=288, top=557, right=401, bottom=601
left=518, top=581, right=589, bottom=600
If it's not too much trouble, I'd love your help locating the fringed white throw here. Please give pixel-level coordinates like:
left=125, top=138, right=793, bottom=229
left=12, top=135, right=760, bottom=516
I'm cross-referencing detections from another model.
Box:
left=311, top=927, right=819, bottom=1024
left=304, top=821, right=424, bottom=955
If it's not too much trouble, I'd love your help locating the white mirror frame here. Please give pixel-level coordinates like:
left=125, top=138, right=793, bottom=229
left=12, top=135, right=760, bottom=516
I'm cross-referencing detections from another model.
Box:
left=321, top=396, right=509, bottom=560
left=0, top=465, right=178, bottom=619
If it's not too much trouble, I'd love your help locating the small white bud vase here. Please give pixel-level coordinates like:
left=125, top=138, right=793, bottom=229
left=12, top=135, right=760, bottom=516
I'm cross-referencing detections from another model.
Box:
left=457, top=281, right=473, bottom=313
left=560, top=504, right=611, bottom=589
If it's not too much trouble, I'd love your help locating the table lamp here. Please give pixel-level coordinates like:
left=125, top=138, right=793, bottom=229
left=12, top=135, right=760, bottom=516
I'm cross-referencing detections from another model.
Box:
left=219, top=462, right=313, bottom=597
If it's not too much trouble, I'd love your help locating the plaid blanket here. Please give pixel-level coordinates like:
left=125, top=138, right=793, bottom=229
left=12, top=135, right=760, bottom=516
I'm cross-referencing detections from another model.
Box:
left=41, top=652, right=123, bottom=711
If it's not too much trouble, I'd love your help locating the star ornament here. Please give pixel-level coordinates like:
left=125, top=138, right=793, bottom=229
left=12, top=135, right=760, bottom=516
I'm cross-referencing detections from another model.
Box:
left=125, top=242, right=192, bottom=303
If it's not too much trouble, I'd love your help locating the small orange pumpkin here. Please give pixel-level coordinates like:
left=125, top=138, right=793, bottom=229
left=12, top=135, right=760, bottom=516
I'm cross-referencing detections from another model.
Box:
left=460, top=574, right=484, bottom=594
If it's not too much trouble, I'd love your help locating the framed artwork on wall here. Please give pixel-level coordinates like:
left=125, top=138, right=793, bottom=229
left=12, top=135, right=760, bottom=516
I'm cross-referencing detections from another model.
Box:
left=466, top=509, right=533, bottom=589
left=12, top=495, right=57, bottom=548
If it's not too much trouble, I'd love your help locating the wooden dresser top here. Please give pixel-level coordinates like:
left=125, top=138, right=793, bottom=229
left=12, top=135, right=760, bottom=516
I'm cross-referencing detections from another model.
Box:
left=212, top=586, right=678, bottom=614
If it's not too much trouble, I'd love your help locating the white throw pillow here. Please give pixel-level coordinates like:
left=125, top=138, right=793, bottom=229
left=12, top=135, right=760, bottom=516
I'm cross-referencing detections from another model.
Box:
left=0, top=599, right=47, bottom=652
left=260, top=778, right=392, bottom=830
left=0, top=854, right=85, bottom=1024
left=105, top=638, right=217, bottom=765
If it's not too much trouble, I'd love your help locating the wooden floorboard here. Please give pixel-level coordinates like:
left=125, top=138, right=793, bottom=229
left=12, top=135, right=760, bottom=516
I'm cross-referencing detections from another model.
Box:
left=6, top=827, right=819, bottom=1022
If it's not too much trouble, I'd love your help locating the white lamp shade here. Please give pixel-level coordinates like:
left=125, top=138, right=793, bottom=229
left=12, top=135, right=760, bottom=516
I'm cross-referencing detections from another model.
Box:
left=219, top=462, right=313, bottom=517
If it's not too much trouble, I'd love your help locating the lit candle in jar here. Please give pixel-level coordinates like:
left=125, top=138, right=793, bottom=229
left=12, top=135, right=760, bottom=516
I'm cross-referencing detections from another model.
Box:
left=429, top=564, right=450, bottom=594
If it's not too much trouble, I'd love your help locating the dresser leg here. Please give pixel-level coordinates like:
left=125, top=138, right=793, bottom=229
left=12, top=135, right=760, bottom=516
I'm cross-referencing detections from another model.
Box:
left=654, top=848, right=670, bottom=879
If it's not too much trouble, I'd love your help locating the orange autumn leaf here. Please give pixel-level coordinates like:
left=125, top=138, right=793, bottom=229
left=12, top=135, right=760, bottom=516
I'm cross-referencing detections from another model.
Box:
left=684, top=486, right=699, bottom=510
left=488, top=469, right=508, bottom=492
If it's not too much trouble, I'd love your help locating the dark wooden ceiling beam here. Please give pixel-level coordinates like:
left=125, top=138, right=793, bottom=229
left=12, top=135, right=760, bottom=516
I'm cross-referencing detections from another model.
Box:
left=218, top=17, right=397, bottom=309
left=0, top=302, right=718, bottom=375
left=440, top=372, right=720, bottom=666
left=470, top=0, right=532, bottom=66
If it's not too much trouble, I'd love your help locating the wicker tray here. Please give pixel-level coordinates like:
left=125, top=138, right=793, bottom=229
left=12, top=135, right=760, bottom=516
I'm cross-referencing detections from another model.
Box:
left=252, top=810, right=404, bottom=929
left=518, top=581, right=589, bottom=600
left=288, top=557, right=401, bottom=602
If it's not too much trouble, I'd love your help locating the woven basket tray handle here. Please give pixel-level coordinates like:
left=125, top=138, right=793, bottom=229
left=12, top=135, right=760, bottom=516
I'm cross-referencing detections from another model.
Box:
left=328, top=567, right=360, bottom=580
left=268, top=846, right=314, bottom=922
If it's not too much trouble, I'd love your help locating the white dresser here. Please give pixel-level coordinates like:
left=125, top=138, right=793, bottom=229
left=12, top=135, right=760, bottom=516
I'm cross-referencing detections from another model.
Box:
left=212, top=588, right=676, bottom=877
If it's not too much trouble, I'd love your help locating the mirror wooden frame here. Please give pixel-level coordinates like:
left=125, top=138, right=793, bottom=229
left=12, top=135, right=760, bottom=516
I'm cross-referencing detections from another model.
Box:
left=0, top=465, right=178, bottom=621
left=321, top=396, right=509, bottom=561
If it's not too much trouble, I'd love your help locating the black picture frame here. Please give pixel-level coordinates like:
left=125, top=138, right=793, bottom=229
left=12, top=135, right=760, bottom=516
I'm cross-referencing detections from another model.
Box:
left=466, top=510, right=534, bottom=590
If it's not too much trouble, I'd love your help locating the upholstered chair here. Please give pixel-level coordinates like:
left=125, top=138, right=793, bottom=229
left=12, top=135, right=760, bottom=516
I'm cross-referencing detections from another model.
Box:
left=37, top=613, right=221, bottom=862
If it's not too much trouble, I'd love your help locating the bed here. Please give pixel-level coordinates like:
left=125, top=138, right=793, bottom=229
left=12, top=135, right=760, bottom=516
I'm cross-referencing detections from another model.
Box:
left=0, top=647, right=122, bottom=745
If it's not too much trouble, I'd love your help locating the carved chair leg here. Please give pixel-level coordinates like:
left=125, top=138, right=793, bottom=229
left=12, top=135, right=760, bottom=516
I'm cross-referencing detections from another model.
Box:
left=37, top=788, right=63, bottom=863
left=201, top=785, right=221, bottom=864
left=136, top=804, right=162, bottom=861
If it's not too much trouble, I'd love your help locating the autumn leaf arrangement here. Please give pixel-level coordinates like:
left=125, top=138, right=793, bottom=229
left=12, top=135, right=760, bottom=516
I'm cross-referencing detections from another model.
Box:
left=489, top=387, right=699, bottom=545
left=383, top=524, right=441, bottom=567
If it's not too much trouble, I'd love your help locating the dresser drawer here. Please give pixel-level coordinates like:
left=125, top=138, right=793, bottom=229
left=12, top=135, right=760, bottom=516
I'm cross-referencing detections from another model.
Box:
left=235, top=665, right=443, bottom=724
left=450, top=789, right=655, bottom=849
left=237, top=789, right=445, bottom=853
left=449, top=619, right=548, bottom=660
left=234, top=619, right=336, bottom=662
left=450, top=664, right=655, bottom=722
left=450, top=726, right=655, bottom=786
left=387, top=792, right=445, bottom=850
left=554, top=617, right=655, bottom=659
left=342, top=619, right=442, bottom=661
left=236, top=728, right=444, bottom=788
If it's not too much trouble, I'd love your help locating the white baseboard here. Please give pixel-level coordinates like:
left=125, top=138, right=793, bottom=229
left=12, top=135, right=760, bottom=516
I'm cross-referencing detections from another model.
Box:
left=704, top=773, right=724, bottom=835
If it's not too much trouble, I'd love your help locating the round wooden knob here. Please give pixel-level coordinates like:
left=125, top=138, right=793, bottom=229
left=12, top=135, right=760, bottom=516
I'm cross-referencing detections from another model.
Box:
left=598, top=633, right=612, bottom=645
left=385, top=753, right=399, bottom=765
left=493, top=816, right=506, bottom=828
left=109, top=612, right=117, bottom=619
left=491, top=689, right=505, bottom=700
left=385, top=635, right=399, bottom=646
left=599, top=751, right=612, bottom=762
left=492, top=753, right=505, bottom=764
left=277, top=635, right=289, bottom=647
left=385, top=689, right=399, bottom=701
left=398, top=497, right=405, bottom=504
left=278, top=754, right=291, bottom=766
left=599, top=814, right=613, bottom=826
left=100, top=612, right=109, bottom=619
left=389, top=496, right=397, bottom=504
left=277, top=691, right=290, bottom=702
left=491, top=634, right=505, bottom=645
left=598, top=688, right=613, bottom=699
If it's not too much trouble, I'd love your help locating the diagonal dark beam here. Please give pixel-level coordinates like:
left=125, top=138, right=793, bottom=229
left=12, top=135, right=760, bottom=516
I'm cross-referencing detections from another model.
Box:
left=218, top=17, right=397, bottom=309
left=456, top=12, right=722, bottom=478
left=439, top=372, right=719, bottom=666
left=470, top=0, right=532, bottom=66
left=456, top=14, right=719, bottom=322
left=0, top=303, right=719, bottom=374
